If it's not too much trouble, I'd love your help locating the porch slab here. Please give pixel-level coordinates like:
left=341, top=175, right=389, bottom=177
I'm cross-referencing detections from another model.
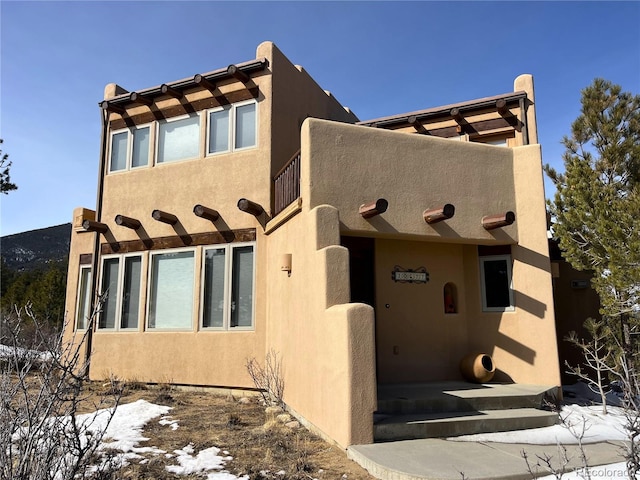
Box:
left=377, top=382, right=558, bottom=414
left=347, top=438, right=625, bottom=480
left=375, top=408, right=558, bottom=441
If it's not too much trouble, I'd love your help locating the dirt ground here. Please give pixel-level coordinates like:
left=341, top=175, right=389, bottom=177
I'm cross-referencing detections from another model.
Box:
left=88, top=382, right=376, bottom=480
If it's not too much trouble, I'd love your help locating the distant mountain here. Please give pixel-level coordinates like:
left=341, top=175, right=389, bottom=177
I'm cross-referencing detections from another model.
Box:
left=1, top=223, right=71, bottom=271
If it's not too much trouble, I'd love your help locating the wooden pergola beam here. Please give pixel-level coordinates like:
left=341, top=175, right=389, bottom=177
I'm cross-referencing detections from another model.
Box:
left=99, top=101, right=125, bottom=114
left=482, top=211, right=515, bottom=230
left=237, top=198, right=264, bottom=217
left=227, top=64, right=251, bottom=84
left=161, top=83, right=183, bottom=99
left=129, top=92, right=152, bottom=106
left=82, top=219, right=108, bottom=234
left=450, top=108, right=470, bottom=134
left=408, top=116, right=429, bottom=135
left=359, top=198, right=389, bottom=219
left=423, top=204, right=455, bottom=224
left=194, top=74, right=218, bottom=94
left=193, top=204, right=220, bottom=222
left=115, top=214, right=141, bottom=230
left=152, top=209, right=178, bottom=225
left=496, top=99, right=509, bottom=116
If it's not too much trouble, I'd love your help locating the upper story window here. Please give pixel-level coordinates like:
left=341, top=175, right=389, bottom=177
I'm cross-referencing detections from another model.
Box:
left=208, top=100, right=257, bottom=155
left=109, top=125, right=151, bottom=172
left=157, top=114, right=201, bottom=164
left=106, top=100, right=257, bottom=174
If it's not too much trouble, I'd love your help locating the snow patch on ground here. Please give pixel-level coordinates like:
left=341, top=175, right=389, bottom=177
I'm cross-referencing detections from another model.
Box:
left=166, top=443, right=243, bottom=479
left=98, top=399, right=172, bottom=459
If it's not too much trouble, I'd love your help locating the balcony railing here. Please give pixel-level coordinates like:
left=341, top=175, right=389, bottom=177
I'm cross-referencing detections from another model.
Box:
left=273, top=150, right=301, bottom=217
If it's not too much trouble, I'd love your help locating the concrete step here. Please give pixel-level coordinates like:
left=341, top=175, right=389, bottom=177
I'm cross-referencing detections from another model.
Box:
left=377, top=382, right=556, bottom=414
left=374, top=407, right=559, bottom=442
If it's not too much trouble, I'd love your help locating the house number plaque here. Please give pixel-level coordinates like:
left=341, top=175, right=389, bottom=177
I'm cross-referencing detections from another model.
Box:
left=392, top=266, right=429, bottom=284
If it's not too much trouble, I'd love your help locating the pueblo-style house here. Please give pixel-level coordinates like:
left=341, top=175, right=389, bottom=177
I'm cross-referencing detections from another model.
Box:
left=64, top=42, right=561, bottom=449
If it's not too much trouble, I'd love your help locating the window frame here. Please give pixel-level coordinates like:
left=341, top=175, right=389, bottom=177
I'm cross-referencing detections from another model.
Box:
left=479, top=254, right=515, bottom=312
left=107, top=124, right=153, bottom=173
left=75, top=265, right=92, bottom=331
left=97, top=253, right=145, bottom=331
left=200, top=241, right=256, bottom=331
left=146, top=247, right=197, bottom=331
left=156, top=113, right=202, bottom=165
left=206, top=99, right=258, bottom=156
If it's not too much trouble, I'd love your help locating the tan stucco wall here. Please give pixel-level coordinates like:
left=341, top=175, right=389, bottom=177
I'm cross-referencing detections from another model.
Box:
left=514, top=74, right=538, bottom=145
left=462, top=145, right=560, bottom=386
left=265, top=204, right=377, bottom=448
left=267, top=42, right=359, bottom=177
left=62, top=208, right=97, bottom=364
left=302, top=118, right=518, bottom=243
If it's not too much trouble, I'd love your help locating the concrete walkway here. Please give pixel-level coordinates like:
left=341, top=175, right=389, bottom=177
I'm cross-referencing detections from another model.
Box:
left=348, top=439, right=626, bottom=480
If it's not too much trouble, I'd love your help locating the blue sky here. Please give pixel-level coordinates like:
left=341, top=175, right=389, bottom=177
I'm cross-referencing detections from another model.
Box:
left=1, top=1, right=638, bottom=236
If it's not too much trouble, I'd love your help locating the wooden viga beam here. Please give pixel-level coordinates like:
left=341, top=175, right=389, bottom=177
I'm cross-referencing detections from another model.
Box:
left=82, top=219, right=108, bottom=234
left=99, top=101, right=124, bottom=114
left=237, top=198, right=264, bottom=217
left=193, top=204, right=220, bottom=222
left=359, top=198, right=389, bottom=219
left=408, top=116, right=429, bottom=135
left=227, top=64, right=251, bottom=85
left=152, top=209, right=179, bottom=225
left=160, top=83, right=183, bottom=99
left=450, top=107, right=468, bottom=134
left=129, top=92, right=152, bottom=106
left=423, top=204, right=455, bottom=224
left=496, top=99, right=509, bottom=116
left=115, top=214, right=141, bottom=230
left=482, top=211, right=515, bottom=230
left=193, top=74, right=218, bottom=94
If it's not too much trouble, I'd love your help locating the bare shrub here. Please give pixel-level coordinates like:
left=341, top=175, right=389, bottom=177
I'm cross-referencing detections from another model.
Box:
left=246, top=349, right=284, bottom=407
left=565, top=318, right=616, bottom=414
left=0, top=303, right=121, bottom=480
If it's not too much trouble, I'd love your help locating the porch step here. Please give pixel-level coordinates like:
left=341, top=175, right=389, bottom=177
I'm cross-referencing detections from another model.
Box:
left=374, top=407, right=559, bottom=441
left=374, top=382, right=559, bottom=442
left=377, top=382, right=556, bottom=414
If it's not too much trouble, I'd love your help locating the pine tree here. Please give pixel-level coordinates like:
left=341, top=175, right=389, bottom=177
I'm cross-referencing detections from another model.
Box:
left=0, top=139, right=17, bottom=194
left=546, top=78, right=640, bottom=353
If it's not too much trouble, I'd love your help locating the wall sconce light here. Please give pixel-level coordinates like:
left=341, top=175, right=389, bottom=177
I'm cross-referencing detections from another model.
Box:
left=281, top=254, right=292, bottom=276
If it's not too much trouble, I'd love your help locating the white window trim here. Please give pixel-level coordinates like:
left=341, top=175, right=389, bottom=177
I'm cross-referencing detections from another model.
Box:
left=107, top=124, right=153, bottom=174
left=98, top=253, right=145, bottom=331
left=155, top=113, right=202, bottom=166
left=75, top=265, right=92, bottom=331
left=479, top=254, right=515, bottom=312
left=206, top=99, right=258, bottom=156
left=146, top=247, right=197, bottom=331
left=200, top=241, right=256, bottom=331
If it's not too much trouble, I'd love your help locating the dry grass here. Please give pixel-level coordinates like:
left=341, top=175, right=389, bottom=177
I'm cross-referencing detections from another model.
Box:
left=84, top=382, right=375, bottom=480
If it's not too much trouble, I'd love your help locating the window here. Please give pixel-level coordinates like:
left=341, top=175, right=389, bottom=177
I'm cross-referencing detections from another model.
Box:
left=157, top=115, right=200, bottom=164
left=479, top=255, right=514, bottom=312
left=202, top=243, right=255, bottom=330
left=207, top=101, right=257, bottom=155
left=148, top=250, right=195, bottom=330
left=98, top=255, right=143, bottom=329
left=76, top=266, right=92, bottom=330
left=109, top=126, right=151, bottom=172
